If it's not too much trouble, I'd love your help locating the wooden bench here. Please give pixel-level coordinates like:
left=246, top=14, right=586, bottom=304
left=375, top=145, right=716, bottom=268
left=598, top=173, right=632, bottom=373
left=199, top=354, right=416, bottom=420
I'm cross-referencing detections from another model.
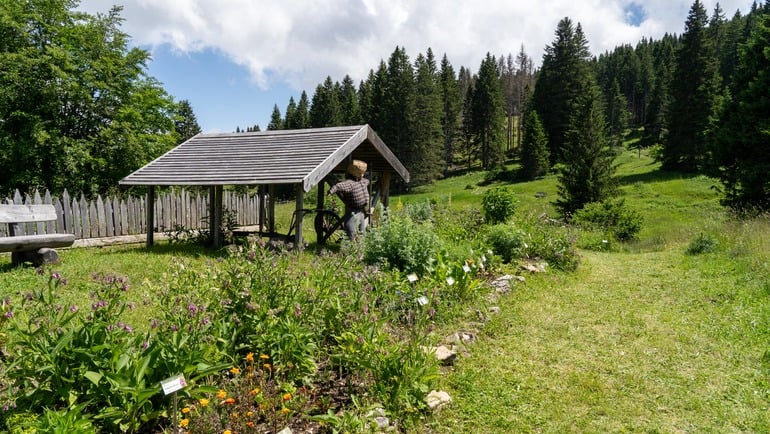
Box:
left=0, top=204, right=76, bottom=266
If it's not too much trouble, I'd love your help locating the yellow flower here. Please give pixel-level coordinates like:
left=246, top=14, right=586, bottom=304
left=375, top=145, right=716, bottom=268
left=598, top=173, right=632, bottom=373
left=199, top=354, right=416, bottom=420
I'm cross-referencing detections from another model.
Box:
left=224, top=397, right=236, bottom=405
left=245, top=352, right=254, bottom=363
left=281, top=406, right=291, bottom=415
left=259, top=353, right=270, bottom=360
left=216, top=390, right=227, bottom=399
left=263, top=363, right=271, bottom=370
left=180, top=418, right=189, bottom=428
left=232, top=412, right=239, bottom=419
left=246, top=411, right=254, bottom=417
left=181, top=406, right=191, bottom=414
left=230, top=366, right=241, bottom=375
left=198, top=398, right=210, bottom=407
left=223, top=430, right=232, bottom=434
left=249, top=387, right=260, bottom=396
left=282, top=392, right=292, bottom=401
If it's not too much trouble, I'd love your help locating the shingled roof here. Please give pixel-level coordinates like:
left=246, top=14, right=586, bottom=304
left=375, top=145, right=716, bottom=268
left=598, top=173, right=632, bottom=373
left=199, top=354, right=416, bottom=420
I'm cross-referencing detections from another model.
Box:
left=120, top=124, right=409, bottom=190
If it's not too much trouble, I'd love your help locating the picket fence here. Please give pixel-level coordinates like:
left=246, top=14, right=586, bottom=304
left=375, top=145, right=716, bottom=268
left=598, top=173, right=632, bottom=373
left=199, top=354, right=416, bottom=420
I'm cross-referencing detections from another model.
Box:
left=1, top=188, right=265, bottom=240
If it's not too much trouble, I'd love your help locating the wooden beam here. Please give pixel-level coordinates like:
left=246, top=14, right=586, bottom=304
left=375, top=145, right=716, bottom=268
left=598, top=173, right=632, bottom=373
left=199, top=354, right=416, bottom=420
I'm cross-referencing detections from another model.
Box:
left=208, top=186, right=215, bottom=246
left=213, top=185, right=223, bottom=248
left=146, top=186, right=155, bottom=248
left=268, top=185, right=276, bottom=234
left=380, top=171, right=392, bottom=208
left=295, top=184, right=303, bottom=246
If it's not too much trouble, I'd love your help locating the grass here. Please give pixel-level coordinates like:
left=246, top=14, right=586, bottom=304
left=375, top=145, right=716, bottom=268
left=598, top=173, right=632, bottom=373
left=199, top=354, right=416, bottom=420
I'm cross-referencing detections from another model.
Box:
left=418, top=149, right=770, bottom=433
left=2, top=148, right=769, bottom=432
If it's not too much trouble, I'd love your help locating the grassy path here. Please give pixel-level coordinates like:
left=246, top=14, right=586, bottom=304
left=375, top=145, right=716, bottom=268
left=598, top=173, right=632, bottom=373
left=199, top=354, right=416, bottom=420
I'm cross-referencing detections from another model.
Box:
left=425, top=249, right=770, bottom=433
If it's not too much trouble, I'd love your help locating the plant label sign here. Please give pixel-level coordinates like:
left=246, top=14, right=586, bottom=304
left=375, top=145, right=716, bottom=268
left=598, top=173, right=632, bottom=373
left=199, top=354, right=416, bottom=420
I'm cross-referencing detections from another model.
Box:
left=161, top=374, right=187, bottom=395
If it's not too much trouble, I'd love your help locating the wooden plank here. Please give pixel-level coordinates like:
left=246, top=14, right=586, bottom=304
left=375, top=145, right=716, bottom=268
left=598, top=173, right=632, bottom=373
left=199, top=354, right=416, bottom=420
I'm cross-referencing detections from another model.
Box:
left=0, top=233, right=76, bottom=252
left=105, top=196, right=115, bottom=236
left=146, top=187, right=155, bottom=247
left=120, top=199, right=129, bottom=236
left=43, top=190, right=54, bottom=233
left=62, top=190, right=73, bottom=235
left=72, top=197, right=82, bottom=239
left=0, top=205, right=59, bottom=224
left=88, top=200, right=98, bottom=239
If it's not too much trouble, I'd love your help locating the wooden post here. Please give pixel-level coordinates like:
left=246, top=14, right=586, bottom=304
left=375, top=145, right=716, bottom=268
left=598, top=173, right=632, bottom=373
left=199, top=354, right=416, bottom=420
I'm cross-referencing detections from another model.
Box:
left=294, top=184, right=304, bottom=246
left=208, top=186, right=215, bottom=246
left=380, top=171, right=392, bottom=208
left=146, top=186, right=155, bottom=248
left=268, top=185, right=276, bottom=234
left=212, top=186, right=224, bottom=248
left=316, top=179, right=325, bottom=210
left=257, top=185, right=265, bottom=235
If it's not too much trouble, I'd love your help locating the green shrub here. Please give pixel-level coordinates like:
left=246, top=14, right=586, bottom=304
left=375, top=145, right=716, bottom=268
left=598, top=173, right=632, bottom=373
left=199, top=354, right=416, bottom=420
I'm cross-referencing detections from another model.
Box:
left=405, top=200, right=433, bottom=223
left=363, top=213, right=440, bottom=275
left=519, top=218, right=580, bottom=271
left=481, top=186, right=518, bottom=224
left=485, top=224, right=527, bottom=263
left=572, top=198, right=643, bottom=241
left=686, top=232, right=719, bottom=255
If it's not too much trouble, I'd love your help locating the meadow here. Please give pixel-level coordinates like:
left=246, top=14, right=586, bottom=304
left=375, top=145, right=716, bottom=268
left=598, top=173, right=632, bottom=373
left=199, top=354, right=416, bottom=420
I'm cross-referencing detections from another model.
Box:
left=1, top=148, right=769, bottom=433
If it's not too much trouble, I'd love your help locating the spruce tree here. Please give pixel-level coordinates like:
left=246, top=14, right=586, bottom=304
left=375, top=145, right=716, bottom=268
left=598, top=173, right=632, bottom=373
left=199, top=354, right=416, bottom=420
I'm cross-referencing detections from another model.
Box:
left=309, top=76, right=341, bottom=127
left=284, top=97, right=298, bottom=129
left=555, top=80, right=617, bottom=216
left=712, top=10, right=770, bottom=212
left=267, top=104, right=283, bottom=130
left=471, top=52, right=506, bottom=169
left=520, top=109, right=550, bottom=180
left=295, top=91, right=310, bottom=129
left=663, top=0, right=722, bottom=172
left=439, top=54, right=461, bottom=174
left=175, top=99, right=202, bottom=142
left=532, top=18, right=593, bottom=165
left=338, top=75, right=361, bottom=125
left=410, top=50, right=444, bottom=184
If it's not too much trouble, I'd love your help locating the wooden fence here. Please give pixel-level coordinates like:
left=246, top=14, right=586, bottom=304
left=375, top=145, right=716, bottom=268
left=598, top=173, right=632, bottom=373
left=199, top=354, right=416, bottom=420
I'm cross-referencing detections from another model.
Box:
left=1, top=188, right=265, bottom=240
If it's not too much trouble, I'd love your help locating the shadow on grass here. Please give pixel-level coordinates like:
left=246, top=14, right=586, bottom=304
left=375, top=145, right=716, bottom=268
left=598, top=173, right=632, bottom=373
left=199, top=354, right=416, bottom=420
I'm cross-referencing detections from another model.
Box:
left=617, top=168, right=701, bottom=186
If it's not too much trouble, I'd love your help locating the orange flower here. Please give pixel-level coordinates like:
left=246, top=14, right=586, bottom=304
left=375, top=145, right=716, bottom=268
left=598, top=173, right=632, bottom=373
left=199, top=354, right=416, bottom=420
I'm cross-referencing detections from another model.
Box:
left=245, top=352, right=254, bottom=363
left=230, top=366, right=241, bottom=375
left=224, top=397, right=236, bottom=405
left=216, top=390, right=227, bottom=399
left=198, top=398, right=210, bottom=407
left=282, top=393, right=292, bottom=401
left=249, top=387, right=260, bottom=396
left=180, top=418, right=189, bottom=428
left=281, top=406, right=291, bottom=415
left=181, top=406, right=191, bottom=414
left=246, top=421, right=255, bottom=428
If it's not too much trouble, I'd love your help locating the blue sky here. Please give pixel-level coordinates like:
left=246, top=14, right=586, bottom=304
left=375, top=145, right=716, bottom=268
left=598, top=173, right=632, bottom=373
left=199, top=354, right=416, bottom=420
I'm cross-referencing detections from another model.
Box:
left=78, top=0, right=754, bottom=133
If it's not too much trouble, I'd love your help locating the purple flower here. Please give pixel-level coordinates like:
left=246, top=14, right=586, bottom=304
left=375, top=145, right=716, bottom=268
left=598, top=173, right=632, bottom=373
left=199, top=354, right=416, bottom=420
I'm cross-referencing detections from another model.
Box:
left=4, top=311, right=13, bottom=319
left=294, top=303, right=302, bottom=317
left=187, top=303, right=199, bottom=316
left=69, top=305, right=78, bottom=313
left=124, top=324, right=133, bottom=333
left=142, top=341, right=149, bottom=350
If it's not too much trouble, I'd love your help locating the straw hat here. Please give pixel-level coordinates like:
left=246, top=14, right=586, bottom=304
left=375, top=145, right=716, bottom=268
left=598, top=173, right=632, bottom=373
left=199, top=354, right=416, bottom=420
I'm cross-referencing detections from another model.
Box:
left=347, top=160, right=367, bottom=177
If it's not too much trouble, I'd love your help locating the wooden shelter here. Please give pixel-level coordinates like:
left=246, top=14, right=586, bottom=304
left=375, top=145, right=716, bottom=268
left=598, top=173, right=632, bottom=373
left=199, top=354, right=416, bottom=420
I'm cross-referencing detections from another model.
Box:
left=120, top=125, right=409, bottom=247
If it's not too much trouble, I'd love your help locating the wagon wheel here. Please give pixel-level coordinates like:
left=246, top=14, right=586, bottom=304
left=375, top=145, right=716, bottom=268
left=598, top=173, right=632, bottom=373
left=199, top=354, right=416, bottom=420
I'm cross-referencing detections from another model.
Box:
left=314, top=210, right=343, bottom=244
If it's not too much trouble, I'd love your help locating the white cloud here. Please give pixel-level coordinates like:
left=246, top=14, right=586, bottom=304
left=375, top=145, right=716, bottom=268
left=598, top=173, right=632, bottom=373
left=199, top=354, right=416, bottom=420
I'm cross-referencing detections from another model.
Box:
left=79, top=0, right=755, bottom=92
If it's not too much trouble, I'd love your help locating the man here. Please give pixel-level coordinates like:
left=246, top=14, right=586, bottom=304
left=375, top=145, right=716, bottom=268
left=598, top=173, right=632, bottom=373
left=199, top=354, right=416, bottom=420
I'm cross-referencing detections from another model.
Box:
left=328, top=160, right=370, bottom=240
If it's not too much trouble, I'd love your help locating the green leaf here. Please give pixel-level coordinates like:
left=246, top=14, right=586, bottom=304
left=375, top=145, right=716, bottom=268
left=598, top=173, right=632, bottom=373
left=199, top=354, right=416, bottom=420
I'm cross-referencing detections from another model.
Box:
left=84, top=371, right=102, bottom=386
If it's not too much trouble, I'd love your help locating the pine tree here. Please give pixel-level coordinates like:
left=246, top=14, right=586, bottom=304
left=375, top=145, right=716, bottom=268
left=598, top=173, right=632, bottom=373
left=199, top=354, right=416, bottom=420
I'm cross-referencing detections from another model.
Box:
left=309, top=77, right=341, bottom=127
left=295, top=91, right=310, bottom=129
left=175, top=99, right=202, bottom=142
left=284, top=97, right=298, bottom=129
left=606, top=79, right=630, bottom=145
left=410, top=50, right=444, bottom=184
left=380, top=47, right=415, bottom=170
left=532, top=18, right=593, bottom=165
left=555, top=80, right=617, bottom=216
left=471, top=52, right=506, bottom=169
left=439, top=53, right=461, bottom=174
left=267, top=104, right=283, bottom=130
left=711, top=10, right=770, bottom=212
left=642, top=34, right=677, bottom=147
left=520, top=109, right=550, bottom=180
left=663, top=0, right=722, bottom=172
left=338, top=75, right=361, bottom=125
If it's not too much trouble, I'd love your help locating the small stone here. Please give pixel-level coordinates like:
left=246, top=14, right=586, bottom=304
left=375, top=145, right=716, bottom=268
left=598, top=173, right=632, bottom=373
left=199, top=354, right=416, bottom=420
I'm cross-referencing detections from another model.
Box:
left=514, top=275, right=526, bottom=282
left=488, top=306, right=500, bottom=314
left=373, top=416, right=390, bottom=429
left=277, top=427, right=293, bottom=434
left=445, top=331, right=477, bottom=345
left=426, top=390, right=452, bottom=409
left=434, top=345, right=457, bottom=365
left=522, top=262, right=547, bottom=273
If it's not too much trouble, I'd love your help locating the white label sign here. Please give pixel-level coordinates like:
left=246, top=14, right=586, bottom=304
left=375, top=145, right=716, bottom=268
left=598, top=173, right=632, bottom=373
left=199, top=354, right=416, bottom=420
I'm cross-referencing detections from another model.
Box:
left=161, top=374, right=187, bottom=395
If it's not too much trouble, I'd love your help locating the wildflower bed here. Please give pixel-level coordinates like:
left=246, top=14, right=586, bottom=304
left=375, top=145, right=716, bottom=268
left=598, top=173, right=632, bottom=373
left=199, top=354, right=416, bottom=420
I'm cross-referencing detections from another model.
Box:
left=0, top=232, right=491, bottom=433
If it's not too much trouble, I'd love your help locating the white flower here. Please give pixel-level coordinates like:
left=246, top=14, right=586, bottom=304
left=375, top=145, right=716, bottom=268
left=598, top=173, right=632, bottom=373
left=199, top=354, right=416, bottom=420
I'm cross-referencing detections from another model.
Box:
left=407, top=273, right=418, bottom=283
left=446, top=277, right=456, bottom=286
